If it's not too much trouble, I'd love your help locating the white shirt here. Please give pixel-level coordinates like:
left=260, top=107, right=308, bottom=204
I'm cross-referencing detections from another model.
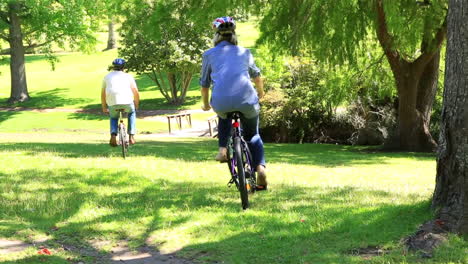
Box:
left=102, top=71, right=137, bottom=106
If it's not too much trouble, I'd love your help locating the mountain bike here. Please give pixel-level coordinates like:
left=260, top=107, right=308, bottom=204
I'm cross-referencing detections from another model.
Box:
left=226, top=112, right=257, bottom=210
left=116, top=109, right=129, bottom=159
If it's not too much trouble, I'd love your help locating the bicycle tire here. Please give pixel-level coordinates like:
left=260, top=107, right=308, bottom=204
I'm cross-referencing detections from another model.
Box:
left=234, top=137, right=249, bottom=209
left=119, top=123, right=128, bottom=159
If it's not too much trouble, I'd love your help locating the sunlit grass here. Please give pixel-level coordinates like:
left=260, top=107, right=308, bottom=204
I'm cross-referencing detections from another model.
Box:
left=0, top=133, right=465, bottom=264
left=0, top=111, right=167, bottom=134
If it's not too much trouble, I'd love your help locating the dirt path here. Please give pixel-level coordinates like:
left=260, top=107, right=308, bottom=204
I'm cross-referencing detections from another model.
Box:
left=0, top=238, right=196, bottom=264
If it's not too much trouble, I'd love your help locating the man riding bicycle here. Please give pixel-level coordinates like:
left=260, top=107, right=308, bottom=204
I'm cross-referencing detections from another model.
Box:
left=200, top=16, right=268, bottom=190
left=101, top=58, right=140, bottom=146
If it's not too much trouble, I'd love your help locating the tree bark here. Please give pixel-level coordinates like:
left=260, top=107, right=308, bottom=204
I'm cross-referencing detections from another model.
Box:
left=7, top=2, right=29, bottom=103
left=105, top=20, right=117, bottom=50
left=432, top=0, right=468, bottom=234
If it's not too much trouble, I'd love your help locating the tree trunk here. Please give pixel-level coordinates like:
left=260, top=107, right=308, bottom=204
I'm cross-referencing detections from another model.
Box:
left=105, top=21, right=117, bottom=50
left=432, top=0, right=468, bottom=234
left=375, top=0, right=441, bottom=152
left=7, top=2, right=29, bottom=104
left=393, top=56, right=438, bottom=152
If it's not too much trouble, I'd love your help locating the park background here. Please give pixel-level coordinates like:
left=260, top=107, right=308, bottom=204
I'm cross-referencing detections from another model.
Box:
left=0, top=1, right=466, bottom=263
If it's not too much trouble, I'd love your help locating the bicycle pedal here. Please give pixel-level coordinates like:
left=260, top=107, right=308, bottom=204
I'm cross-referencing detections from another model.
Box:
left=227, top=178, right=235, bottom=187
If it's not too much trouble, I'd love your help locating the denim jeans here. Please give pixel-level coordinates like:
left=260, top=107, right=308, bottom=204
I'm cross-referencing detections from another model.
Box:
left=217, top=113, right=266, bottom=169
left=108, top=103, right=136, bottom=135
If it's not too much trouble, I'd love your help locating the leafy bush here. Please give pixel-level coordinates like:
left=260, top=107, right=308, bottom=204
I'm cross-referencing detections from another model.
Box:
left=257, top=47, right=398, bottom=145
left=259, top=56, right=353, bottom=143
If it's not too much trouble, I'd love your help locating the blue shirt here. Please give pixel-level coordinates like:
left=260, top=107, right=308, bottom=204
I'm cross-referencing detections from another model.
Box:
left=199, top=41, right=261, bottom=115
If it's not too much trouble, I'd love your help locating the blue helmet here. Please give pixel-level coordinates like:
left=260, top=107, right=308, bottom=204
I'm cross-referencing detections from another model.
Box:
left=112, top=58, right=126, bottom=66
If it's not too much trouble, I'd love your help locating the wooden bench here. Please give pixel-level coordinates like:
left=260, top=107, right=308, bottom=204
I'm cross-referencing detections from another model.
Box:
left=166, top=113, right=192, bottom=133
left=207, top=115, right=218, bottom=137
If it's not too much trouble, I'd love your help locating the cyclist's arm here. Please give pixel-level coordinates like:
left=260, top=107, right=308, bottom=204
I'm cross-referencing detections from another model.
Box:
left=201, top=87, right=211, bottom=111
left=253, top=76, right=265, bottom=99
left=101, top=85, right=108, bottom=113
left=131, top=82, right=140, bottom=109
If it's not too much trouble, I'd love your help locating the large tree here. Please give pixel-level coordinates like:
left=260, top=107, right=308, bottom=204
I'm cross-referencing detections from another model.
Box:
left=258, top=0, right=447, bottom=152
left=0, top=0, right=101, bottom=103
left=432, top=0, right=468, bottom=234
left=119, top=0, right=211, bottom=105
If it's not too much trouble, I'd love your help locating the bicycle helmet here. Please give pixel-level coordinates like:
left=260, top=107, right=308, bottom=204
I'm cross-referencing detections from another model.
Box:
left=212, top=16, right=236, bottom=33
left=112, top=58, right=126, bottom=67
left=111, top=58, right=126, bottom=71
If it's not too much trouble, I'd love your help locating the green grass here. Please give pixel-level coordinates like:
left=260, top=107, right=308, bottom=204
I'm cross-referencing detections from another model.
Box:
left=0, top=51, right=203, bottom=110
left=0, top=133, right=466, bottom=264
left=0, top=111, right=167, bottom=134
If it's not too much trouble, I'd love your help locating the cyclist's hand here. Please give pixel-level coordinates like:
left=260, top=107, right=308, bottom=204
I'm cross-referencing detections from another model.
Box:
left=201, top=104, right=211, bottom=111
left=258, top=90, right=265, bottom=99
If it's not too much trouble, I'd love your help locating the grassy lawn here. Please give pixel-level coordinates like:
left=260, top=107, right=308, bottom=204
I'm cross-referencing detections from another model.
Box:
left=0, top=51, right=203, bottom=110
left=0, top=111, right=168, bottom=134
left=0, top=132, right=466, bottom=264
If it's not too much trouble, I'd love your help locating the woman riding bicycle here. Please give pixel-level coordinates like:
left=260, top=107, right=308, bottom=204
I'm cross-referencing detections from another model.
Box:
left=200, top=16, right=268, bottom=190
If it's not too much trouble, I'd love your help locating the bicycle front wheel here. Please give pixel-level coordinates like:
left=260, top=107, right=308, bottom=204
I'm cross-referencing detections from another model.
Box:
left=234, top=137, right=249, bottom=210
left=119, top=124, right=128, bottom=159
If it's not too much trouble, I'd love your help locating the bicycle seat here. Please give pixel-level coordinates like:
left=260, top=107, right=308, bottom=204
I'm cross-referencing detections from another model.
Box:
left=227, top=112, right=242, bottom=119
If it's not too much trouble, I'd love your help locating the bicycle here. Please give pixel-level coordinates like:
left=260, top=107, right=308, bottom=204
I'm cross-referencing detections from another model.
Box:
left=116, top=109, right=129, bottom=159
left=226, top=112, right=257, bottom=210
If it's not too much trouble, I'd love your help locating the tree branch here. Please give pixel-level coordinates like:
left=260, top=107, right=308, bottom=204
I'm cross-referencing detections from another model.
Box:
left=0, top=32, right=8, bottom=41
left=375, top=0, right=402, bottom=69
left=20, top=33, right=67, bottom=52
left=414, top=17, right=447, bottom=70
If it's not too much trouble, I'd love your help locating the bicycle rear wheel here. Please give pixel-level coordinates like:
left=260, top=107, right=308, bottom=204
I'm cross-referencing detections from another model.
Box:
left=119, top=123, right=128, bottom=159
left=234, top=137, right=249, bottom=210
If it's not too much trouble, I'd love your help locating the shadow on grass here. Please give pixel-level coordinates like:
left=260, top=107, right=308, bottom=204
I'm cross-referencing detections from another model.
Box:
left=134, top=72, right=201, bottom=93
left=0, top=140, right=435, bottom=166
left=0, top=110, right=19, bottom=125
left=0, top=88, right=91, bottom=108
left=67, top=112, right=108, bottom=121
left=138, top=96, right=200, bottom=110
left=79, top=95, right=200, bottom=111
left=0, top=168, right=234, bottom=263
left=0, top=167, right=441, bottom=263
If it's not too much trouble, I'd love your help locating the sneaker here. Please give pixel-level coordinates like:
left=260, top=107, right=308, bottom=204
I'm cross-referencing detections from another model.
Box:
left=109, top=134, right=118, bottom=147
left=215, top=152, right=228, bottom=162
left=215, top=147, right=228, bottom=162
left=256, top=165, right=268, bottom=191
left=129, top=135, right=136, bottom=145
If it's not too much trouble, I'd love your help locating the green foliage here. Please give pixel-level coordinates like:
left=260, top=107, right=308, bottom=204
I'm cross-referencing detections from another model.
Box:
left=119, top=0, right=211, bottom=105
left=260, top=55, right=355, bottom=143
left=0, top=0, right=102, bottom=54
left=258, top=0, right=447, bottom=63
left=257, top=41, right=397, bottom=144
